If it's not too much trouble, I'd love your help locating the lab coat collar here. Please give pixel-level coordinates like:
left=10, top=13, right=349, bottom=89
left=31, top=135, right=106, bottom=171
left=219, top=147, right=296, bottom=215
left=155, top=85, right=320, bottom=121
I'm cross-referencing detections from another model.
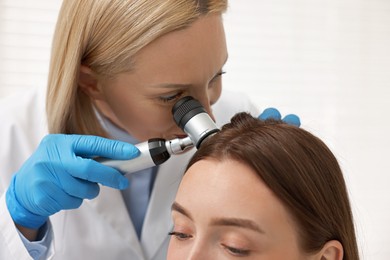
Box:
left=91, top=104, right=195, bottom=258
left=86, top=184, right=145, bottom=258
left=84, top=148, right=194, bottom=259
left=141, top=150, right=194, bottom=259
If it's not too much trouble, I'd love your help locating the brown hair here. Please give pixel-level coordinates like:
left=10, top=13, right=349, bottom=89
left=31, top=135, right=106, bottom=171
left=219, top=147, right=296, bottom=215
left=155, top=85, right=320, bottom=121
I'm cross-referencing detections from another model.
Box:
left=46, top=0, right=227, bottom=135
left=187, top=112, right=359, bottom=260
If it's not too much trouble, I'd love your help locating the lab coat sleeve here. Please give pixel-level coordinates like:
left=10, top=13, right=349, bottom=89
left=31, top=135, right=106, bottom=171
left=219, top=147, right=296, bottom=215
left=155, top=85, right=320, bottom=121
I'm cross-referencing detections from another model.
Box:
left=18, top=222, right=53, bottom=260
left=0, top=88, right=52, bottom=259
left=0, top=193, right=36, bottom=259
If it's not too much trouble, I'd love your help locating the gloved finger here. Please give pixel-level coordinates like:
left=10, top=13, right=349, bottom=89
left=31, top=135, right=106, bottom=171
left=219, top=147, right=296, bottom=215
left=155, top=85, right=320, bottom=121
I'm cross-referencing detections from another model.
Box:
left=28, top=185, right=83, bottom=215
left=282, top=114, right=301, bottom=127
left=258, top=107, right=282, bottom=121
left=69, top=158, right=129, bottom=190
left=56, top=173, right=100, bottom=199
left=72, top=135, right=139, bottom=160
left=6, top=181, right=49, bottom=229
left=48, top=190, right=83, bottom=212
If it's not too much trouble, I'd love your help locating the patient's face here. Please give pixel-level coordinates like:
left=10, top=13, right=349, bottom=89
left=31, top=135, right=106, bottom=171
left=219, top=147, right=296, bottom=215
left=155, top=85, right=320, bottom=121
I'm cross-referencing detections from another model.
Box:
left=167, top=159, right=306, bottom=259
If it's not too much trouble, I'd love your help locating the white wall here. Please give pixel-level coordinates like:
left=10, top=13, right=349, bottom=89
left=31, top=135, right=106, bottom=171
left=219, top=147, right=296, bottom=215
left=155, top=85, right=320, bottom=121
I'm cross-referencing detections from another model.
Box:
left=223, top=1, right=390, bottom=259
left=1, top=0, right=389, bottom=259
left=0, top=0, right=61, bottom=96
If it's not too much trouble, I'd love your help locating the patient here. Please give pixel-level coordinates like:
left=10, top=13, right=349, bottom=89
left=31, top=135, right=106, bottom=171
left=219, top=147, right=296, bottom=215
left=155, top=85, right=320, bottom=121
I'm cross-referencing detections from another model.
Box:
left=167, top=112, right=359, bottom=260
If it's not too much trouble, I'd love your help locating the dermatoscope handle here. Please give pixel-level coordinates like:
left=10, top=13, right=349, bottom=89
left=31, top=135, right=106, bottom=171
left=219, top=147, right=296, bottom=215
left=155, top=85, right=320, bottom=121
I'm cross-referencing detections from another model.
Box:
left=97, top=137, right=193, bottom=175
left=96, top=138, right=169, bottom=174
left=97, top=96, right=218, bottom=174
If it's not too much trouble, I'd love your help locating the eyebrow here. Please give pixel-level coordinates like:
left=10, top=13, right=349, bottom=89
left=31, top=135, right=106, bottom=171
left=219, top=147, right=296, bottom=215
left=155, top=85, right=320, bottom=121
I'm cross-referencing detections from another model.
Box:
left=171, top=201, right=193, bottom=220
left=171, top=202, right=265, bottom=234
left=152, top=83, right=193, bottom=89
left=210, top=217, right=266, bottom=234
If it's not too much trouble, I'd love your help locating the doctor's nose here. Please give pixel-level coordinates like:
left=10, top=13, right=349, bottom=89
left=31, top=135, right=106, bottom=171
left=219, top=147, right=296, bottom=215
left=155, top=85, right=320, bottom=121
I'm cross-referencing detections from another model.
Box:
left=193, top=95, right=218, bottom=122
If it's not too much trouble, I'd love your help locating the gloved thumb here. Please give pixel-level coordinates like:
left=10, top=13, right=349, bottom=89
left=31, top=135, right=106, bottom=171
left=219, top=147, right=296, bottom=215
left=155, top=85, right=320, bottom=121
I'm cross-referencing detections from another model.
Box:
left=258, top=107, right=282, bottom=121
left=72, top=135, right=139, bottom=159
left=282, top=114, right=301, bottom=127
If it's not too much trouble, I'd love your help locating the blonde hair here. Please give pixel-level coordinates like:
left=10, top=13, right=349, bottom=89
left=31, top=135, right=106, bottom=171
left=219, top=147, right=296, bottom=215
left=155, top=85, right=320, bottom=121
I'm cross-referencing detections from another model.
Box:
left=46, top=0, right=227, bottom=135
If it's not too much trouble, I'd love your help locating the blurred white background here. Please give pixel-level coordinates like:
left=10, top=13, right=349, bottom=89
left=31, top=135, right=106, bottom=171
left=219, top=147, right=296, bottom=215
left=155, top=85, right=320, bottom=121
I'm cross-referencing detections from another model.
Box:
left=0, top=0, right=389, bottom=259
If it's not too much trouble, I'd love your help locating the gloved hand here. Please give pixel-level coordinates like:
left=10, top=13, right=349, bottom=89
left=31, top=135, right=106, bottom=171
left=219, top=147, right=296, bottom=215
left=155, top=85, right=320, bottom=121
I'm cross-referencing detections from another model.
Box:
left=258, top=107, right=301, bottom=127
left=6, top=134, right=139, bottom=229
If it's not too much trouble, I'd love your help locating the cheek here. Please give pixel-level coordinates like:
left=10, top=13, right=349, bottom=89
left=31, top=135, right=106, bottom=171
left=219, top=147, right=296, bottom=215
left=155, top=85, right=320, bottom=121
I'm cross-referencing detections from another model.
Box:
left=121, top=107, right=175, bottom=139
left=167, top=238, right=189, bottom=260
left=103, top=93, right=176, bottom=139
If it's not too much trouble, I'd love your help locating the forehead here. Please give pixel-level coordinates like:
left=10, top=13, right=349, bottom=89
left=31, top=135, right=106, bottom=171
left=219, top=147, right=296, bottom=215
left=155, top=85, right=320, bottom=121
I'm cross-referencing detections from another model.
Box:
left=131, top=14, right=228, bottom=85
left=177, top=159, right=298, bottom=236
left=180, top=159, right=267, bottom=203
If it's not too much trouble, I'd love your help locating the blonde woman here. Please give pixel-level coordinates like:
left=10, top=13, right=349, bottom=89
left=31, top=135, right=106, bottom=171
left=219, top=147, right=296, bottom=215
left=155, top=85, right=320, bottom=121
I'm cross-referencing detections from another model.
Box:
left=0, top=0, right=298, bottom=259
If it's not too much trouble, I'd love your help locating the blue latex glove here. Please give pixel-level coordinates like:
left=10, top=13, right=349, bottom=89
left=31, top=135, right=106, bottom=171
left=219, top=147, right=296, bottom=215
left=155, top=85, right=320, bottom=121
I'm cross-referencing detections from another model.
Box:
left=258, top=107, right=301, bottom=127
left=6, top=134, right=139, bottom=229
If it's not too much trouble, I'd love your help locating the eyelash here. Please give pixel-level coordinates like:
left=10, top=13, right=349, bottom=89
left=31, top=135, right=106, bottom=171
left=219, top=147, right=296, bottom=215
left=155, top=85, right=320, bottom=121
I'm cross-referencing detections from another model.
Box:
left=221, top=244, right=251, bottom=257
left=210, top=70, right=226, bottom=83
left=168, top=231, right=193, bottom=241
left=159, top=92, right=184, bottom=103
left=168, top=231, right=251, bottom=257
left=158, top=71, right=226, bottom=103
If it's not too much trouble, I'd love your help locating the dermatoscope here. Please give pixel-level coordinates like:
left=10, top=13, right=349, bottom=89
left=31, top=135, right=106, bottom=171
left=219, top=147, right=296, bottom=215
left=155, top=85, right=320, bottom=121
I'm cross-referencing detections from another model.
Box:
left=96, top=96, right=219, bottom=174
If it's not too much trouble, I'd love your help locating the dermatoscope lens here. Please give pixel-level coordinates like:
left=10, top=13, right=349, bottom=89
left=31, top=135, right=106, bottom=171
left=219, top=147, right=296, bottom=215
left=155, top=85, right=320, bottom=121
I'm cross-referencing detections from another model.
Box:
left=172, top=96, right=205, bottom=129
left=172, top=96, right=219, bottom=148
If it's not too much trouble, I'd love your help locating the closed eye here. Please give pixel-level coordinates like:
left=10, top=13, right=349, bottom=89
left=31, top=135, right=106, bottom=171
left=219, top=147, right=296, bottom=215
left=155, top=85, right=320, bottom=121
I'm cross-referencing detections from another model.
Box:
left=159, top=92, right=184, bottom=103
left=222, top=244, right=251, bottom=257
left=168, top=231, right=193, bottom=241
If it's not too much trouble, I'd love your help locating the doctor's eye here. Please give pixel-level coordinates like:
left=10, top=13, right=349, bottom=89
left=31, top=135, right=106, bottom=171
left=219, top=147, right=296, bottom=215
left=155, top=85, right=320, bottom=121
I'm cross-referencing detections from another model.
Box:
left=168, top=231, right=193, bottom=241
left=210, top=70, right=226, bottom=83
left=159, top=92, right=184, bottom=103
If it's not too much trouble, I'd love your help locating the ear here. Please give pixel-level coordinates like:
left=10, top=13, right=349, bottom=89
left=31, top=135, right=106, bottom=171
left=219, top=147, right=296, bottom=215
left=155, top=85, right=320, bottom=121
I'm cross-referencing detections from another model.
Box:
left=78, top=65, right=105, bottom=100
left=318, top=240, right=344, bottom=260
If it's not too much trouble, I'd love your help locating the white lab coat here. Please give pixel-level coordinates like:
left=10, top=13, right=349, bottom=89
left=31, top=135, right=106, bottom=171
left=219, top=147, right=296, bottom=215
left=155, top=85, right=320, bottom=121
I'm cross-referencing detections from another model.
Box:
left=0, top=86, right=258, bottom=260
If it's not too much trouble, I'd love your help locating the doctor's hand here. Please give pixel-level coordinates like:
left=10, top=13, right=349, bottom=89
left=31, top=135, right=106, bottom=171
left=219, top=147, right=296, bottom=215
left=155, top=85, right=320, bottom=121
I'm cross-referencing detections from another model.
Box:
left=6, top=134, right=139, bottom=230
left=258, top=107, right=301, bottom=127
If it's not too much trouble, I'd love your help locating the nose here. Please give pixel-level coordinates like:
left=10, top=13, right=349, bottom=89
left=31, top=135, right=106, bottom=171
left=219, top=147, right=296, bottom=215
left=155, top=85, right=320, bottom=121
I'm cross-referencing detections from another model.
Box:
left=192, top=91, right=221, bottom=123
left=186, top=240, right=213, bottom=260
left=197, top=97, right=215, bottom=121
left=187, top=251, right=205, bottom=260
